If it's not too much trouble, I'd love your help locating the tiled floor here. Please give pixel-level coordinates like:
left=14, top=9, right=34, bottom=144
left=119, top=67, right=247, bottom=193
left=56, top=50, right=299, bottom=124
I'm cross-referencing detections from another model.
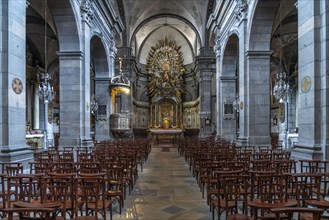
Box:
left=110, top=145, right=211, bottom=220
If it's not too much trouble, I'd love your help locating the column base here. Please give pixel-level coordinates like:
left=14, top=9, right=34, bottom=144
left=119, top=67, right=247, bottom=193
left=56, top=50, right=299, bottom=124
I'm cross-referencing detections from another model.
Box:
left=291, top=145, right=323, bottom=160
left=235, top=137, right=248, bottom=146
left=0, top=145, right=34, bottom=172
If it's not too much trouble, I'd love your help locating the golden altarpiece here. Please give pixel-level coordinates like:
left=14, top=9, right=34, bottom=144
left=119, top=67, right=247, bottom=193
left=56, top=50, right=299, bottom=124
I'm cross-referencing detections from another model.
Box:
left=146, top=37, right=185, bottom=129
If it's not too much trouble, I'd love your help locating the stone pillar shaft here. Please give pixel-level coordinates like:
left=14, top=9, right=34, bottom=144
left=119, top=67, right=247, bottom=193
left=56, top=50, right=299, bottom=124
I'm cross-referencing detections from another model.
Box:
left=245, top=50, right=272, bottom=146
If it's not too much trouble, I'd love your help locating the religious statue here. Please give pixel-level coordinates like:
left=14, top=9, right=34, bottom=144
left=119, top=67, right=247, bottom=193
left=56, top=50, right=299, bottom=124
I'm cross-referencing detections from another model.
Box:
left=163, top=115, right=170, bottom=129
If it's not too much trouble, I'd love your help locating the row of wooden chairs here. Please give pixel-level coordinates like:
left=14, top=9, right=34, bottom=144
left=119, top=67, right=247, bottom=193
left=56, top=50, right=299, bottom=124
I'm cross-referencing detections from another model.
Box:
left=178, top=137, right=329, bottom=220
left=0, top=138, right=151, bottom=219
left=0, top=172, right=112, bottom=219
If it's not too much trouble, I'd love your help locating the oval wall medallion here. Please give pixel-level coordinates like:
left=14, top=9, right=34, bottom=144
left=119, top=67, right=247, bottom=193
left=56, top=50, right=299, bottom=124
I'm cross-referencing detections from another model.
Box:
left=12, top=78, right=23, bottom=94
left=301, top=76, right=311, bottom=93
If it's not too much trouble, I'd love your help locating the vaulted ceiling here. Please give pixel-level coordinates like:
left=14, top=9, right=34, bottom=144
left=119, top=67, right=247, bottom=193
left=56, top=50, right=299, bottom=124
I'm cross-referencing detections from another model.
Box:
left=113, top=0, right=214, bottom=65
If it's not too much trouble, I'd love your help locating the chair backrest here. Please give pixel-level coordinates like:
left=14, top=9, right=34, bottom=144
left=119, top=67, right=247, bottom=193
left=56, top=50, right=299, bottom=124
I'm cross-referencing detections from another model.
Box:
left=42, top=173, right=75, bottom=220
left=250, top=171, right=285, bottom=203
left=213, top=169, right=249, bottom=217
left=74, top=175, right=105, bottom=219
left=0, top=174, right=6, bottom=218
left=290, top=173, right=322, bottom=207
left=5, top=165, right=23, bottom=177
left=3, top=207, right=56, bottom=220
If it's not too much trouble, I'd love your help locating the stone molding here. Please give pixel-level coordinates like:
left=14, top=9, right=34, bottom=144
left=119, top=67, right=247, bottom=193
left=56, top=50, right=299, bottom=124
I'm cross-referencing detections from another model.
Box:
left=56, top=51, right=84, bottom=59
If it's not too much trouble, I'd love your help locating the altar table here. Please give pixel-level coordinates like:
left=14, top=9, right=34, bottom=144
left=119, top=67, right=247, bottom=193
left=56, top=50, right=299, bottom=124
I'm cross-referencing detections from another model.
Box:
left=149, top=129, right=184, bottom=146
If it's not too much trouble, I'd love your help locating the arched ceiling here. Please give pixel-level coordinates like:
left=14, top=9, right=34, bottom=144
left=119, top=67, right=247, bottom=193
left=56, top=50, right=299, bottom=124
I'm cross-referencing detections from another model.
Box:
left=116, top=0, right=214, bottom=66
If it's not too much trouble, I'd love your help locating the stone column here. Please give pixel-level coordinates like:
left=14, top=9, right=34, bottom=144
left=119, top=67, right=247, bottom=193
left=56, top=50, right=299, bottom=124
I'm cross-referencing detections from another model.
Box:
left=236, top=6, right=248, bottom=146
left=0, top=0, right=33, bottom=165
left=292, top=0, right=324, bottom=159
left=197, top=47, right=215, bottom=138
left=245, top=50, right=272, bottom=146
left=214, top=38, right=222, bottom=140
left=57, top=51, right=84, bottom=147
left=79, top=0, right=93, bottom=146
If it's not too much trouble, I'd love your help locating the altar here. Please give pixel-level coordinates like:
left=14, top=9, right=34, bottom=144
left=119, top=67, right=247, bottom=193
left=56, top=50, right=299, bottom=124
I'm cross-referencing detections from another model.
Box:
left=149, top=129, right=184, bottom=146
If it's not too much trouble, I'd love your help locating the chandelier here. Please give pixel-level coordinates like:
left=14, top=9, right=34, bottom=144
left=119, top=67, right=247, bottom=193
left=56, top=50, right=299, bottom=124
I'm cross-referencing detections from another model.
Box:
left=272, top=0, right=293, bottom=104
left=273, top=72, right=291, bottom=103
left=38, top=72, right=54, bottom=103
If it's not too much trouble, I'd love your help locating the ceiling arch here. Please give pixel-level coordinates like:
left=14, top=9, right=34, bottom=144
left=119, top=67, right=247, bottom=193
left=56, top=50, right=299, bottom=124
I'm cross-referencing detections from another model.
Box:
left=134, top=16, right=199, bottom=65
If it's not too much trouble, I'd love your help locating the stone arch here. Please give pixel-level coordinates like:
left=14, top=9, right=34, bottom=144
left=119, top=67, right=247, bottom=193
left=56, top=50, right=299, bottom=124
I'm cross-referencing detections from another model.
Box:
left=48, top=0, right=81, bottom=51
left=219, top=33, right=239, bottom=140
left=90, top=35, right=109, bottom=78
left=222, top=34, right=239, bottom=78
left=248, top=0, right=280, bottom=51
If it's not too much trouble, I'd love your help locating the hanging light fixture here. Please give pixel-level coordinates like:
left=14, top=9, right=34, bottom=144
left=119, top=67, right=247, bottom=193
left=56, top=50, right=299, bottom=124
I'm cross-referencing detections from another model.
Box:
left=272, top=1, right=292, bottom=103
left=38, top=0, right=54, bottom=148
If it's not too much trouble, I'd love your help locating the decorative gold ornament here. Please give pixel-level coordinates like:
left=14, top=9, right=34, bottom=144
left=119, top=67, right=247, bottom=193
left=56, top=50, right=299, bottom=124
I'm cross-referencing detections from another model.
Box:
left=146, top=36, right=185, bottom=101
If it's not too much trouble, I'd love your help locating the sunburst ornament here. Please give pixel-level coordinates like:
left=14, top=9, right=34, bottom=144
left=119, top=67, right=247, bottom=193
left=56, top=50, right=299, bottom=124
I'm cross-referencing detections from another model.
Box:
left=146, top=37, right=185, bottom=101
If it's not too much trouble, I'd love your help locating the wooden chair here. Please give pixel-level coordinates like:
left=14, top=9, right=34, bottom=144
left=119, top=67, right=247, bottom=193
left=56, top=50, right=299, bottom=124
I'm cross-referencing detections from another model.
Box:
left=2, top=207, right=56, bottom=220
left=74, top=174, right=112, bottom=220
left=41, top=173, right=75, bottom=220
left=271, top=207, right=324, bottom=220
left=248, top=171, right=298, bottom=219
left=78, top=163, right=100, bottom=174
left=105, top=165, right=125, bottom=214
left=211, top=170, right=250, bottom=220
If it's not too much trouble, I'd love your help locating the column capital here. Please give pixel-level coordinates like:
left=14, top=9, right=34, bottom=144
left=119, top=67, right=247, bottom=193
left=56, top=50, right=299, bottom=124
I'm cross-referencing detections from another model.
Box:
left=81, top=0, right=94, bottom=25
left=234, top=0, right=248, bottom=22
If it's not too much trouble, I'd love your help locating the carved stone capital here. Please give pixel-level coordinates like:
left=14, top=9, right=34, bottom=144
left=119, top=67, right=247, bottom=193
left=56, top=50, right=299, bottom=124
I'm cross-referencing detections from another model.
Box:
left=234, top=0, right=248, bottom=22
left=213, top=43, right=221, bottom=58
left=109, top=39, right=117, bottom=57
left=81, top=0, right=94, bottom=24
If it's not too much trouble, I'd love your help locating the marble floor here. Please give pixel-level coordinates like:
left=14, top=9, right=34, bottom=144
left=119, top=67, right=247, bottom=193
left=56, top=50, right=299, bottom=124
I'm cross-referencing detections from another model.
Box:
left=110, top=144, right=212, bottom=220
